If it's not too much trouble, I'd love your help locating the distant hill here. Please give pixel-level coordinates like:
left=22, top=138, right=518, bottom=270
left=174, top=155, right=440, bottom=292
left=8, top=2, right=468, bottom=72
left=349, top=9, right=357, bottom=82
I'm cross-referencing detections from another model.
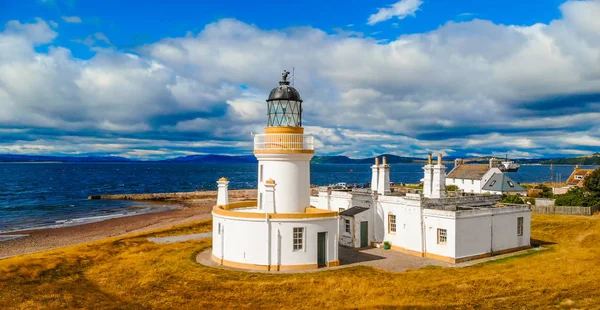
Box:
left=160, top=154, right=257, bottom=163
left=0, top=154, right=134, bottom=163
left=537, top=153, right=600, bottom=165
left=311, top=154, right=425, bottom=164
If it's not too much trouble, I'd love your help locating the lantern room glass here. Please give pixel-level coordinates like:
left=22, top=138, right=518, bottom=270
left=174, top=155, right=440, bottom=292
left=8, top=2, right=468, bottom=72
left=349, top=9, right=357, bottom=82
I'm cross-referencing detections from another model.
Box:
left=267, top=99, right=302, bottom=127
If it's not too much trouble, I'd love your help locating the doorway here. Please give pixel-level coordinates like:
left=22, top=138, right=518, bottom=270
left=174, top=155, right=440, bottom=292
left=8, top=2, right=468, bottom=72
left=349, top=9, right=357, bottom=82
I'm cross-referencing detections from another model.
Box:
left=360, top=221, right=368, bottom=247
left=317, top=232, right=327, bottom=267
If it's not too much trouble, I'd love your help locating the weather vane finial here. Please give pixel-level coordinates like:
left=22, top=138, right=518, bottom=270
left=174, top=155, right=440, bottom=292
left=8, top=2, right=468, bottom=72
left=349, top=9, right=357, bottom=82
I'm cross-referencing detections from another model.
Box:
left=282, top=70, right=290, bottom=82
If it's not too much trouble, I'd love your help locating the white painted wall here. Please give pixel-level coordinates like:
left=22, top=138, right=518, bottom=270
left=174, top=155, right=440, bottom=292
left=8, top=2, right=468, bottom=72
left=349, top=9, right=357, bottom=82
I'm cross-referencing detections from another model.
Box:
left=423, top=209, right=457, bottom=258
left=255, top=152, right=313, bottom=213
left=213, top=213, right=338, bottom=267
left=446, top=178, right=482, bottom=194
left=381, top=196, right=423, bottom=253
left=491, top=209, right=531, bottom=252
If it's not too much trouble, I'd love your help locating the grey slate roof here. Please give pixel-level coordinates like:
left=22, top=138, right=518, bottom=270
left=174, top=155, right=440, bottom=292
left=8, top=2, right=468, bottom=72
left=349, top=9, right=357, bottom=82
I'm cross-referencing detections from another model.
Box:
left=339, top=206, right=369, bottom=217
left=481, top=173, right=526, bottom=193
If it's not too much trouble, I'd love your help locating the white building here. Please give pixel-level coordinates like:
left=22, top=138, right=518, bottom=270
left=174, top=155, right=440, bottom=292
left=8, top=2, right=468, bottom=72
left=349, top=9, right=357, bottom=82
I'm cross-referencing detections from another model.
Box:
left=212, top=71, right=339, bottom=271
left=446, top=158, right=525, bottom=195
left=313, top=154, right=531, bottom=263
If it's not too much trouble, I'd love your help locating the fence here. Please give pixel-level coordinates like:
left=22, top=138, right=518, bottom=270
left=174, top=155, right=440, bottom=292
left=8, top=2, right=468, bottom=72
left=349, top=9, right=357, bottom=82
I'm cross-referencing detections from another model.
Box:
left=531, top=205, right=600, bottom=216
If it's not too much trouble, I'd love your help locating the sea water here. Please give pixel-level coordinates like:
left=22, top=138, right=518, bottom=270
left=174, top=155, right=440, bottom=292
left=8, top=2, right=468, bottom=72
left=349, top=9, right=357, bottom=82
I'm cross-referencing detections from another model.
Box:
left=0, top=162, right=593, bottom=232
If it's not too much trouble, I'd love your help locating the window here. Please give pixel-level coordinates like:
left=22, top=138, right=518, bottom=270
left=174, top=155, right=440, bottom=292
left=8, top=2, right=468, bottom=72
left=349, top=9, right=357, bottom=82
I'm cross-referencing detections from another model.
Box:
left=259, top=193, right=263, bottom=210
left=489, top=180, right=496, bottom=187
left=259, top=165, right=263, bottom=182
left=507, top=181, right=515, bottom=187
left=388, top=214, right=397, bottom=233
left=345, top=220, right=351, bottom=233
left=471, top=180, right=474, bottom=185
left=437, top=229, right=447, bottom=244
left=517, top=217, right=524, bottom=236
left=217, top=223, right=221, bottom=234
left=575, top=175, right=583, bottom=180
left=293, top=227, right=304, bottom=250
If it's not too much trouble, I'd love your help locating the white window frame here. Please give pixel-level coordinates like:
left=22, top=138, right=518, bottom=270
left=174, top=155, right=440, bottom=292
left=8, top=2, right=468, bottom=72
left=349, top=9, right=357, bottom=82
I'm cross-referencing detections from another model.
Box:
left=388, top=214, right=396, bottom=234
left=437, top=228, right=447, bottom=244
left=345, top=219, right=351, bottom=233
left=259, top=164, right=263, bottom=182
left=293, top=227, right=304, bottom=251
left=517, top=217, right=524, bottom=236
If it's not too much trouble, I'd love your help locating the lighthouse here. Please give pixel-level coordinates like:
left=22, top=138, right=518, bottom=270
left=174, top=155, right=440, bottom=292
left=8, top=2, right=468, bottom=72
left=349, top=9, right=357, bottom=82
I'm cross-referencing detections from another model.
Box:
left=211, top=70, right=339, bottom=271
left=254, top=70, right=313, bottom=213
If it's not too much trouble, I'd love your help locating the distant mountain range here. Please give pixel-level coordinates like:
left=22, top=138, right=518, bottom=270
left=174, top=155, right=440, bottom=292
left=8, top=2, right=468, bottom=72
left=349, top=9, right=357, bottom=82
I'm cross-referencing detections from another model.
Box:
left=0, top=153, right=598, bottom=165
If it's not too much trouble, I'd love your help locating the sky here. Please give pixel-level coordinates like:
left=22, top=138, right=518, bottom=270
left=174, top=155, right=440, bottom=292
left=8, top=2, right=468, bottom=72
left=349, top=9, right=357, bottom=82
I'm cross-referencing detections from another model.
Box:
left=0, top=0, right=599, bottom=160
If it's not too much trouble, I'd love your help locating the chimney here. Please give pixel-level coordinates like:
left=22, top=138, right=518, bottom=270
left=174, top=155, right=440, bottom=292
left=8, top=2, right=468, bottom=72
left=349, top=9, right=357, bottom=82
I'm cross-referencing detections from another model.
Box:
left=430, top=154, right=446, bottom=198
left=423, top=154, right=433, bottom=198
left=371, top=158, right=379, bottom=192
left=378, top=155, right=391, bottom=195
left=216, top=177, right=230, bottom=206
left=455, top=158, right=463, bottom=167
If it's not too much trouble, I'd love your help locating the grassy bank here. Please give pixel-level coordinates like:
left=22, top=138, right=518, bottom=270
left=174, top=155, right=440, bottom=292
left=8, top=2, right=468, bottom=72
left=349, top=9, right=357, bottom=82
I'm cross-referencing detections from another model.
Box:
left=1, top=215, right=599, bottom=309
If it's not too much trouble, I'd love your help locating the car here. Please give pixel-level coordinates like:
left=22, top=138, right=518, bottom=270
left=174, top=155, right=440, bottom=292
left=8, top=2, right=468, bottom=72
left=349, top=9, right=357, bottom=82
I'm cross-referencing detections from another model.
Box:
left=332, top=182, right=347, bottom=189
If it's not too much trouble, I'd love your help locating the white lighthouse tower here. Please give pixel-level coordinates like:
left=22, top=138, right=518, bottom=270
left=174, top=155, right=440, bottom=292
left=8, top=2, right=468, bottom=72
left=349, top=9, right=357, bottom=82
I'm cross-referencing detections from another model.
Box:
left=255, top=70, right=313, bottom=213
left=211, top=71, right=339, bottom=271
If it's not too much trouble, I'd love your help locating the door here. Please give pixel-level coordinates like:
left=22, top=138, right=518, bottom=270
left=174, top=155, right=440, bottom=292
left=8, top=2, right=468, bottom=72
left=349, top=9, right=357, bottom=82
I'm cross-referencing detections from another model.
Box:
left=317, top=232, right=327, bottom=267
left=360, top=221, right=368, bottom=247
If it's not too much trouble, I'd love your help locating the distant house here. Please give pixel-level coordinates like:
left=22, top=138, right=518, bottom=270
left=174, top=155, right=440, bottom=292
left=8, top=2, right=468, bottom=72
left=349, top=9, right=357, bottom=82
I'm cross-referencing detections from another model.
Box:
left=445, top=158, right=502, bottom=194
left=552, top=166, right=595, bottom=195
left=445, top=158, right=524, bottom=195
left=566, top=166, right=595, bottom=187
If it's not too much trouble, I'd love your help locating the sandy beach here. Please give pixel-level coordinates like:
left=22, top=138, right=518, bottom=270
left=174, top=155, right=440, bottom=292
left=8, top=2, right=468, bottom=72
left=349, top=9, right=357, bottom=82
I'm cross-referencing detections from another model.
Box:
left=0, top=189, right=256, bottom=260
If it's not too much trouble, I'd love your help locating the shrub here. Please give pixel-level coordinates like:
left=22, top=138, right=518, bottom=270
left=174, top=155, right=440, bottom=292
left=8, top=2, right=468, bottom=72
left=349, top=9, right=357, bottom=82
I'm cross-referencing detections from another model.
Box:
left=445, top=185, right=459, bottom=191
left=524, top=197, right=536, bottom=205
left=501, top=194, right=525, bottom=204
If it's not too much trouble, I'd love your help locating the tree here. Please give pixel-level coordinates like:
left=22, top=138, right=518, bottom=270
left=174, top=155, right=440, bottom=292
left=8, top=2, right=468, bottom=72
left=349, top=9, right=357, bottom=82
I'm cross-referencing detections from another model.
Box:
left=583, top=168, right=600, bottom=196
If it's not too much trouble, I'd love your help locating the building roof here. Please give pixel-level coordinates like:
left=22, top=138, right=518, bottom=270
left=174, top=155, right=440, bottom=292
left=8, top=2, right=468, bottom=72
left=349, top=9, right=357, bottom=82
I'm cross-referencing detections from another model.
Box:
left=566, top=167, right=595, bottom=187
left=339, top=206, right=369, bottom=217
left=482, top=173, right=526, bottom=193
left=447, top=164, right=490, bottom=180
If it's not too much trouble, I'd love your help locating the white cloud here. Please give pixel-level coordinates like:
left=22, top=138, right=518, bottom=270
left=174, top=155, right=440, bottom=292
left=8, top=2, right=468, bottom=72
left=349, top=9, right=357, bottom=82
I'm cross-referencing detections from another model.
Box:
left=367, top=0, right=423, bottom=25
left=1, top=1, right=600, bottom=159
left=61, top=16, right=82, bottom=23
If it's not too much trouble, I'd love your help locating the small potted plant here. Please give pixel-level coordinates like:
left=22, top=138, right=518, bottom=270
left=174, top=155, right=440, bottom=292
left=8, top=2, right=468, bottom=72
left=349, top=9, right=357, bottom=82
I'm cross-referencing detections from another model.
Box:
left=383, top=241, right=391, bottom=250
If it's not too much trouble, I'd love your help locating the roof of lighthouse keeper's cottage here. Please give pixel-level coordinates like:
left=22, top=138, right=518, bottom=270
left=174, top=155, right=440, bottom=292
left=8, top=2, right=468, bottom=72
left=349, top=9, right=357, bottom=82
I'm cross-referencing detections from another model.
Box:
left=482, top=173, right=526, bottom=193
left=446, top=164, right=490, bottom=180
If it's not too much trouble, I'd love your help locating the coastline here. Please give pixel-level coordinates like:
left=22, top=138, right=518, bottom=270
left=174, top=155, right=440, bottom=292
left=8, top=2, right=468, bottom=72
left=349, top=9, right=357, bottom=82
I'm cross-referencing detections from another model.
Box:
left=0, top=189, right=256, bottom=260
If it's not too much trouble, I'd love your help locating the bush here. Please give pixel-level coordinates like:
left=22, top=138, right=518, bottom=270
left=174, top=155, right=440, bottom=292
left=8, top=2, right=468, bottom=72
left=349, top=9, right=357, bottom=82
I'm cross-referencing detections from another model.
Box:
left=524, top=197, right=536, bottom=205
left=502, top=194, right=525, bottom=204
left=554, top=186, right=600, bottom=207
left=445, top=185, right=459, bottom=191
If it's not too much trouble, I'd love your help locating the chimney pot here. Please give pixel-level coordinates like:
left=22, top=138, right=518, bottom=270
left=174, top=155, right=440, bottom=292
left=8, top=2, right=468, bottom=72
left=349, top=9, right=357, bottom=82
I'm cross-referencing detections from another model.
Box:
left=437, top=153, right=442, bottom=165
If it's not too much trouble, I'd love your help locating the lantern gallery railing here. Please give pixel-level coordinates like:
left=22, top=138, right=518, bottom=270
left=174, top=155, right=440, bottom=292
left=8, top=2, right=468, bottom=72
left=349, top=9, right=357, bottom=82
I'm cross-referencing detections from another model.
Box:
left=254, top=134, right=314, bottom=151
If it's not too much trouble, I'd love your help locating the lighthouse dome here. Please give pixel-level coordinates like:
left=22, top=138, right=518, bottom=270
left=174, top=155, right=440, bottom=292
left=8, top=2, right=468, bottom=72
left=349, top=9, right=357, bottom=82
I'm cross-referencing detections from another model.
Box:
left=267, top=70, right=302, bottom=102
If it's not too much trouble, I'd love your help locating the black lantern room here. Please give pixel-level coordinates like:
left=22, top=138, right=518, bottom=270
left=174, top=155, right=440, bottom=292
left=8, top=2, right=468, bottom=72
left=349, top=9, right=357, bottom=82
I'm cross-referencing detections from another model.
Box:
left=266, top=70, right=302, bottom=127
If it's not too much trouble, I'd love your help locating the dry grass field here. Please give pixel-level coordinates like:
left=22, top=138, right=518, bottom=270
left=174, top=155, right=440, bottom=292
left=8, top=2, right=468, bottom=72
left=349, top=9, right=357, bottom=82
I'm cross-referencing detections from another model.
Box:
left=2, top=214, right=600, bottom=309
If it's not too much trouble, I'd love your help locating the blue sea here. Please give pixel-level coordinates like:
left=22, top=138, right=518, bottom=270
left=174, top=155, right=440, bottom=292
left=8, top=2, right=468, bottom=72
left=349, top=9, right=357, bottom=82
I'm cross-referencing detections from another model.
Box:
left=0, top=163, right=595, bottom=232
